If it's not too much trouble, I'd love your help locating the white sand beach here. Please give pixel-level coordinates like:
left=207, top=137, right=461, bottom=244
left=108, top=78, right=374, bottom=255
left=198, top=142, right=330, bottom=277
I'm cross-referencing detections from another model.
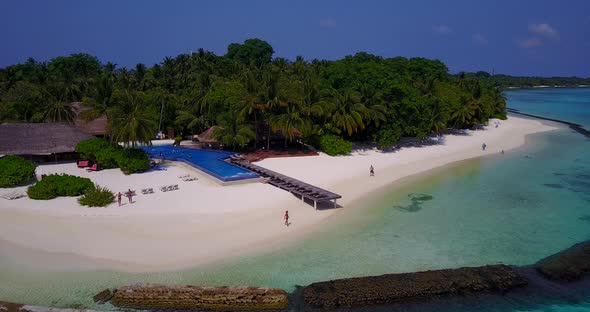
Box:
left=0, top=116, right=557, bottom=272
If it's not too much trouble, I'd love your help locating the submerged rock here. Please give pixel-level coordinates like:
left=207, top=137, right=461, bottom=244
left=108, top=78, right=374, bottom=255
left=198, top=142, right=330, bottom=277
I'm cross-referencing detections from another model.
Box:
left=92, top=288, right=116, bottom=304
left=535, top=241, right=590, bottom=281
left=110, top=283, right=288, bottom=310
left=302, top=264, right=527, bottom=309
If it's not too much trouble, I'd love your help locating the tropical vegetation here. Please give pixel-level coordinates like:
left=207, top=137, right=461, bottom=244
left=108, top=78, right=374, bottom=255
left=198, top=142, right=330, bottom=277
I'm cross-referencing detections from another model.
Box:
left=0, top=155, right=37, bottom=187
left=75, top=138, right=150, bottom=174
left=1, top=39, right=513, bottom=153
left=27, top=174, right=94, bottom=200
left=319, top=134, right=353, bottom=156
left=78, top=185, right=115, bottom=207
left=462, top=72, right=590, bottom=89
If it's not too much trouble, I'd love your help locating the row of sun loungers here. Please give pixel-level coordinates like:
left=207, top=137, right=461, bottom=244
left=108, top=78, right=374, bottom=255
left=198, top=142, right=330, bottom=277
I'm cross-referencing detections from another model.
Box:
left=160, top=184, right=179, bottom=192
left=140, top=188, right=154, bottom=195
left=178, top=174, right=198, bottom=181
left=1, top=191, right=26, bottom=200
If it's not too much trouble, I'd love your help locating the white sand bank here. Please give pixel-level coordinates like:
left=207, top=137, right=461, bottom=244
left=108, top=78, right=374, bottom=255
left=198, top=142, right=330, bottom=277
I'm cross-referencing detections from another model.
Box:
left=0, top=117, right=557, bottom=272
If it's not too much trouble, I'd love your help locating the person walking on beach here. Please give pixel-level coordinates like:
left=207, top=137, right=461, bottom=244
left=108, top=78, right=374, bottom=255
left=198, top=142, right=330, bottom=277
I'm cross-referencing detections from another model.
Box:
left=126, top=189, right=133, bottom=204
left=370, top=165, right=375, bottom=177
left=117, top=192, right=122, bottom=206
left=482, top=143, right=487, bottom=151
left=284, top=210, right=289, bottom=226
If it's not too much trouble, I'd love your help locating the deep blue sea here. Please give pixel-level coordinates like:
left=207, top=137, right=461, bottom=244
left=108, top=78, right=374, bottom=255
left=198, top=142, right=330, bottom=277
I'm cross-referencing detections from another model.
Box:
left=0, top=88, right=589, bottom=311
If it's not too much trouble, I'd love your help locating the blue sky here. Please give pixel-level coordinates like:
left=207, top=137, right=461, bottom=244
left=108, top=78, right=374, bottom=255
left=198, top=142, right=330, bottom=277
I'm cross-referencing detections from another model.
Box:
left=1, top=0, right=589, bottom=76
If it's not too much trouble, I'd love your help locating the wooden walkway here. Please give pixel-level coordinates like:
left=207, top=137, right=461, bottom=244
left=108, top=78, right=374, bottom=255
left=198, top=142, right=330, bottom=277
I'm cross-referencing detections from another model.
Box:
left=228, top=157, right=342, bottom=209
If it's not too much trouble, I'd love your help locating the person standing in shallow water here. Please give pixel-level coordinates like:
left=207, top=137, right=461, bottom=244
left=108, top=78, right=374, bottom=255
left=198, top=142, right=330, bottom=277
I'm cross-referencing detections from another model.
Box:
left=370, top=165, right=375, bottom=177
left=284, top=210, right=289, bottom=226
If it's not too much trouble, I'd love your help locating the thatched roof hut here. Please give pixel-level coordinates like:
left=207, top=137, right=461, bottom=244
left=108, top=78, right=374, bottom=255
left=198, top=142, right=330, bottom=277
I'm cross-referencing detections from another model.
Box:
left=195, top=126, right=222, bottom=143
left=71, top=102, right=108, bottom=136
left=0, top=123, right=94, bottom=155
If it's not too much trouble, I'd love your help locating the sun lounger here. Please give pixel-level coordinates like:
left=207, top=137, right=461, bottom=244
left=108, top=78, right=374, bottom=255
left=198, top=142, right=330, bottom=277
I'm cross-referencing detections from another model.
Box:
left=172, top=184, right=179, bottom=190
left=178, top=174, right=190, bottom=178
left=1, top=191, right=25, bottom=200
left=141, top=188, right=150, bottom=195
left=86, top=163, right=100, bottom=171
left=77, top=160, right=90, bottom=168
left=147, top=188, right=154, bottom=193
left=160, top=186, right=169, bottom=192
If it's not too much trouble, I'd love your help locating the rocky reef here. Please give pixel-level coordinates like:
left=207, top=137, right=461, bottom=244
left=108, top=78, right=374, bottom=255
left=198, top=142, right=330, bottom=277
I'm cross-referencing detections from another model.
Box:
left=302, top=264, right=528, bottom=309
left=109, top=283, right=288, bottom=310
left=535, top=241, right=590, bottom=281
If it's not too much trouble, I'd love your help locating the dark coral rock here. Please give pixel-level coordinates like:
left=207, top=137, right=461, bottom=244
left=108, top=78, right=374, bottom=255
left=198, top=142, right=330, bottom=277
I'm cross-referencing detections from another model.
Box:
left=535, top=241, right=590, bottom=281
left=302, top=264, right=527, bottom=309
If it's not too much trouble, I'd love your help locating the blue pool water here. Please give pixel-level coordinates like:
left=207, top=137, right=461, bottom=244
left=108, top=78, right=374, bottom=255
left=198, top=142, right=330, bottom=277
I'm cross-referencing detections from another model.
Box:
left=142, top=146, right=258, bottom=182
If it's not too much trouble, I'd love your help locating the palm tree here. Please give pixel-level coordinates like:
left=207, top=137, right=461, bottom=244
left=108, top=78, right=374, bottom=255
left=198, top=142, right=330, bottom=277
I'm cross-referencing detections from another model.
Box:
left=175, top=92, right=210, bottom=135
left=43, top=84, right=75, bottom=123
left=43, top=100, right=75, bottom=123
left=270, top=104, right=305, bottom=149
left=358, top=84, right=387, bottom=128
left=451, top=96, right=477, bottom=128
left=430, top=98, right=449, bottom=135
left=213, top=111, right=256, bottom=151
left=326, top=89, right=367, bottom=136
left=109, top=90, right=157, bottom=147
left=234, top=69, right=261, bottom=149
left=260, top=67, right=286, bottom=149
left=81, top=73, right=115, bottom=121
left=301, top=73, right=331, bottom=118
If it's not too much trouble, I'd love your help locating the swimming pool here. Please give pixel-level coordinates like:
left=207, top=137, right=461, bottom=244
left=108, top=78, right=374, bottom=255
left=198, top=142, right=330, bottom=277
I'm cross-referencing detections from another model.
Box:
left=142, top=146, right=258, bottom=182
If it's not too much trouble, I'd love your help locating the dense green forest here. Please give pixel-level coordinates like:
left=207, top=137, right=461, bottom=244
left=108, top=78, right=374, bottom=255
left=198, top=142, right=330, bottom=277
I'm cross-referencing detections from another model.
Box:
left=0, top=39, right=508, bottom=152
left=460, top=71, right=590, bottom=89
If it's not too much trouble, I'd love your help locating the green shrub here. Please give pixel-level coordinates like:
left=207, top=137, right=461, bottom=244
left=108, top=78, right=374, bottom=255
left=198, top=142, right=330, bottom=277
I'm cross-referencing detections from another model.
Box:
left=95, top=147, right=120, bottom=169
left=493, top=112, right=508, bottom=120
left=375, top=125, right=402, bottom=150
left=116, top=149, right=150, bottom=174
left=75, top=138, right=111, bottom=161
left=0, top=155, right=37, bottom=187
left=319, top=134, right=353, bottom=156
left=78, top=185, right=115, bottom=207
left=75, top=138, right=150, bottom=174
left=174, top=135, right=183, bottom=146
left=27, top=174, right=94, bottom=200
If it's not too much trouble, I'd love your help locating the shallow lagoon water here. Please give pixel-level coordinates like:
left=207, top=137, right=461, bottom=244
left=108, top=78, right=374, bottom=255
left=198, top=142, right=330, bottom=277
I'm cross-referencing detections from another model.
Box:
left=0, top=88, right=589, bottom=311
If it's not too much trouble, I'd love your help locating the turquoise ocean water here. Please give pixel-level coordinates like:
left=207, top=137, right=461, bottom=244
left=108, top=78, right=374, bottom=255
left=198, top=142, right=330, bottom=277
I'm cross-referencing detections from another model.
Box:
left=0, top=88, right=589, bottom=311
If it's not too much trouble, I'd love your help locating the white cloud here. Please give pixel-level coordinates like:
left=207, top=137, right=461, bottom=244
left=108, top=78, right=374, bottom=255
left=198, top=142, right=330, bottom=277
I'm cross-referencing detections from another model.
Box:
left=472, top=33, right=489, bottom=45
left=432, top=25, right=452, bottom=35
left=519, top=38, right=543, bottom=49
left=528, top=23, right=559, bottom=39
left=319, top=18, right=337, bottom=28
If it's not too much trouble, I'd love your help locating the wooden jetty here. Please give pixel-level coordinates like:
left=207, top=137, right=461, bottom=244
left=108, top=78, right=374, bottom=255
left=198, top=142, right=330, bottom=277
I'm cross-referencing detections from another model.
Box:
left=229, top=157, right=342, bottom=209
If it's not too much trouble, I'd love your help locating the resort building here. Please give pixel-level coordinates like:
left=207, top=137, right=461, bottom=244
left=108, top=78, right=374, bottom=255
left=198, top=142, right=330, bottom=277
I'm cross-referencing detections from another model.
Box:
left=0, top=122, right=94, bottom=162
